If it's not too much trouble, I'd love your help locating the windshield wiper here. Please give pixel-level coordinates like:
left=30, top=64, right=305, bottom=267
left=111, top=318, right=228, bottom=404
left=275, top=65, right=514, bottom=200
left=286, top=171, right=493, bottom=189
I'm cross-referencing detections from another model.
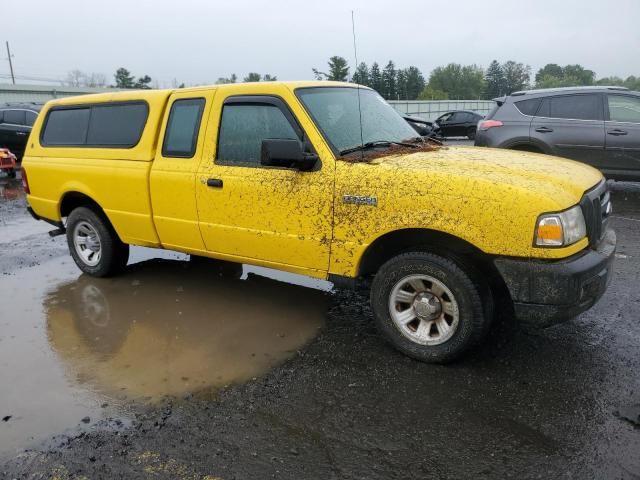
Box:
left=339, top=140, right=418, bottom=156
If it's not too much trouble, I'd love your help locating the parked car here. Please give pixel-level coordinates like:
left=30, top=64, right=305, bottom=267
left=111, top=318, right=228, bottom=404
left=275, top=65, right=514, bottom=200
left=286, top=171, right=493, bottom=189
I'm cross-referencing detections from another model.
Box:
left=434, top=110, right=483, bottom=139
left=403, top=114, right=437, bottom=136
left=0, top=103, right=43, bottom=160
left=474, top=86, right=640, bottom=181
left=23, top=82, right=614, bottom=363
left=0, top=148, right=17, bottom=177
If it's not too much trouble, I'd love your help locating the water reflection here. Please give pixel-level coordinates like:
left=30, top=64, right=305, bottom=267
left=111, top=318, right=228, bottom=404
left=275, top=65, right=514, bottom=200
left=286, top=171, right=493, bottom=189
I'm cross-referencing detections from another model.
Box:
left=45, top=259, right=328, bottom=399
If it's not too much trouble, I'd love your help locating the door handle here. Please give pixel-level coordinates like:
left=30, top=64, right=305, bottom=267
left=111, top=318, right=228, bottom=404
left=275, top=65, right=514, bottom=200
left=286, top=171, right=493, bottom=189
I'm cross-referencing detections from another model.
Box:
left=535, top=126, right=553, bottom=133
left=607, top=129, right=628, bottom=136
left=16, top=131, right=27, bottom=136
left=206, top=178, right=223, bottom=188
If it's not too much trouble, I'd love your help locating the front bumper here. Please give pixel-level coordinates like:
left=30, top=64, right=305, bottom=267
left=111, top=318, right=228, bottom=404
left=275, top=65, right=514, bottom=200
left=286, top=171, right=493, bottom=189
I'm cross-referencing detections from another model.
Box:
left=494, top=228, right=616, bottom=327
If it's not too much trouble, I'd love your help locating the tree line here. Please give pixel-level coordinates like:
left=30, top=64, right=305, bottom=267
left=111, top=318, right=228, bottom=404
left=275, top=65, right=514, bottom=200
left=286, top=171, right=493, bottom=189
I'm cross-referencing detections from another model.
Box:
left=64, top=62, right=640, bottom=100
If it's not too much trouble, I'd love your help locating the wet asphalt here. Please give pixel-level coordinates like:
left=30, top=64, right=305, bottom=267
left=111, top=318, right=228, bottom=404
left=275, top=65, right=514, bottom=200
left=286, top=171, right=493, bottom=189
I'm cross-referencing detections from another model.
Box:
left=1, top=168, right=639, bottom=479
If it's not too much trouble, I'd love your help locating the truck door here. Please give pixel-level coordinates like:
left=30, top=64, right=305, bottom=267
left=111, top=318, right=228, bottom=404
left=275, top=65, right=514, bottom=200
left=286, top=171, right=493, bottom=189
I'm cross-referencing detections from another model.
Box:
left=195, top=89, right=334, bottom=276
left=150, top=90, right=215, bottom=252
left=604, top=93, right=640, bottom=178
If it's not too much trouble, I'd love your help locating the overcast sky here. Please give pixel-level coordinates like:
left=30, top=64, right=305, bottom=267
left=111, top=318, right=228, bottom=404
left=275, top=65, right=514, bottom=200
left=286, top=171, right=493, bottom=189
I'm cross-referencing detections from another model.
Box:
left=3, top=0, right=639, bottom=87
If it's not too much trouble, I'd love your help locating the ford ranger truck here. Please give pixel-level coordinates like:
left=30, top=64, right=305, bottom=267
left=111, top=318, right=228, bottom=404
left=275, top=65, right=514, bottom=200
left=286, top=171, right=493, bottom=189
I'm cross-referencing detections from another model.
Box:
left=21, top=81, right=616, bottom=363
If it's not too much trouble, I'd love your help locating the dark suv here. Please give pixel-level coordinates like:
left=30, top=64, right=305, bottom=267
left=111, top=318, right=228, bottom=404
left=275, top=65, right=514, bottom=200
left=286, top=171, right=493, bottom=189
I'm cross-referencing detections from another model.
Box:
left=474, top=86, right=640, bottom=180
left=0, top=103, right=42, bottom=160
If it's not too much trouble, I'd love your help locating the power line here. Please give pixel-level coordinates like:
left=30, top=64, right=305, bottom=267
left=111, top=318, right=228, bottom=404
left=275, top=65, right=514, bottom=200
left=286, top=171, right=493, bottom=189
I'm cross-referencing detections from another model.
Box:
left=0, top=73, right=65, bottom=84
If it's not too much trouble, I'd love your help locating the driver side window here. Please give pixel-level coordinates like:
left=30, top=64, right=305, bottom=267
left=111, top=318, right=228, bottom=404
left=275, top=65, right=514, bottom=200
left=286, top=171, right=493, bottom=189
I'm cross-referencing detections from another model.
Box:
left=216, top=103, right=299, bottom=166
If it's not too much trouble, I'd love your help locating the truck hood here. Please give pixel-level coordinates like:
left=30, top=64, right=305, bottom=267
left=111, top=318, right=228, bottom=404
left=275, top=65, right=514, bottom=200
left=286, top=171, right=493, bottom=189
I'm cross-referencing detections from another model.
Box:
left=370, top=146, right=603, bottom=208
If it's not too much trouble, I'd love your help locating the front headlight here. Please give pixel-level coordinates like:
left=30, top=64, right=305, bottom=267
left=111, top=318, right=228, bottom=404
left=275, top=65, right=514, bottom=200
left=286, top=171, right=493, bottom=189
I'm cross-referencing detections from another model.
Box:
left=535, top=205, right=586, bottom=247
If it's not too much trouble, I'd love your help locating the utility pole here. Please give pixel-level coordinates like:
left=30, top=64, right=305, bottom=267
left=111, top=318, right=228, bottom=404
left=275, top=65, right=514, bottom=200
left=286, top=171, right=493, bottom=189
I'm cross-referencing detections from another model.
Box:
left=6, top=41, right=15, bottom=84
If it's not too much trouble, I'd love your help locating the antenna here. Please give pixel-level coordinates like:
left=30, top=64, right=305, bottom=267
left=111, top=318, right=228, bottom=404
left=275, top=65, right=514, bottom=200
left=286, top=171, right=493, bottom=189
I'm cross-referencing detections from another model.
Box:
left=351, top=11, right=364, bottom=160
left=5, top=42, right=15, bottom=85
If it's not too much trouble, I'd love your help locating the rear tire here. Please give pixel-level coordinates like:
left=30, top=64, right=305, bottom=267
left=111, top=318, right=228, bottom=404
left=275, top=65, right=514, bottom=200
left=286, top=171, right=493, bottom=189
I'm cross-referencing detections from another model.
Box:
left=467, top=127, right=476, bottom=140
left=370, top=252, right=488, bottom=363
left=66, top=206, right=129, bottom=277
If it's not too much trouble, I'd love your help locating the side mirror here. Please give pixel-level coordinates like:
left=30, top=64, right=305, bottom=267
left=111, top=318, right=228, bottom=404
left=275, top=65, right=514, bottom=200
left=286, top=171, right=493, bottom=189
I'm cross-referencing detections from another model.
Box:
left=261, top=139, right=318, bottom=171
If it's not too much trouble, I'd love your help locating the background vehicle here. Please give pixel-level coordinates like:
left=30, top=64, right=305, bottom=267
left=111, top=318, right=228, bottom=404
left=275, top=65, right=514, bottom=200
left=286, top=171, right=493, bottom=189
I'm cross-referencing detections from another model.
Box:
left=23, top=82, right=614, bottom=363
left=404, top=114, right=437, bottom=136
left=434, top=110, right=483, bottom=139
left=0, top=103, right=43, bottom=160
left=475, top=86, right=640, bottom=181
left=0, top=148, right=17, bottom=178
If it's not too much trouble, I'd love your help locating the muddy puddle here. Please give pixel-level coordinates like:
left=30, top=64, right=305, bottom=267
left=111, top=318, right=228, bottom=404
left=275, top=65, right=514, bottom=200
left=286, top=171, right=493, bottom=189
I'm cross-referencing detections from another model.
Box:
left=0, top=247, right=330, bottom=458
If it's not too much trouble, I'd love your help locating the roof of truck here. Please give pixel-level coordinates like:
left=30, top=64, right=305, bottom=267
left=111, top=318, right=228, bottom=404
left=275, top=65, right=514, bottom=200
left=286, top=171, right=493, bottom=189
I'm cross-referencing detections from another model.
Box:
left=44, top=81, right=366, bottom=107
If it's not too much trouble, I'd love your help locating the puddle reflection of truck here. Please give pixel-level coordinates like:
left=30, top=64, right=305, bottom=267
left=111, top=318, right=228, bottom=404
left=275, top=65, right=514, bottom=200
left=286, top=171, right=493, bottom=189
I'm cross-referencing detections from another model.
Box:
left=22, top=81, right=615, bottom=363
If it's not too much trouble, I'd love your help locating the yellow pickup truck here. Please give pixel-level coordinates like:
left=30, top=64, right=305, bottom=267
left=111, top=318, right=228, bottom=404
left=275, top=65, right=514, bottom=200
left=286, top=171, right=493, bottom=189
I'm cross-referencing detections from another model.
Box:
left=22, top=81, right=615, bottom=362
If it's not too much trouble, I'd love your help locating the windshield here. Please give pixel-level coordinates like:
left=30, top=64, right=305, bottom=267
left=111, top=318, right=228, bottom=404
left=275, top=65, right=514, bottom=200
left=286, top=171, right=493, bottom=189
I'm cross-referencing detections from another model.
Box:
left=296, top=87, right=418, bottom=154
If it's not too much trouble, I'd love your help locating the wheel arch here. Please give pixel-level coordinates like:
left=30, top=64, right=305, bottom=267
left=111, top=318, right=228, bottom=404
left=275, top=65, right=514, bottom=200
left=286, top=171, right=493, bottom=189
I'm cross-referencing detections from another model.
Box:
left=501, top=138, right=549, bottom=154
left=357, top=228, right=511, bottom=304
left=60, top=191, right=106, bottom=219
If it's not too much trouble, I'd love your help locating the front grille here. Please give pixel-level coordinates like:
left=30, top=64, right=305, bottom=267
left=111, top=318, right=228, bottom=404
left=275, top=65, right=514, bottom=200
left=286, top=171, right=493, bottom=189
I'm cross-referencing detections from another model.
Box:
left=580, top=180, right=610, bottom=248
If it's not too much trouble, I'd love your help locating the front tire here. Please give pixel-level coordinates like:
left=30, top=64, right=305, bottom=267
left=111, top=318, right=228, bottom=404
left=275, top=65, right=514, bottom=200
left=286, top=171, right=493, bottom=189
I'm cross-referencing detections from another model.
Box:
left=66, top=206, right=129, bottom=277
left=370, top=252, right=487, bottom=363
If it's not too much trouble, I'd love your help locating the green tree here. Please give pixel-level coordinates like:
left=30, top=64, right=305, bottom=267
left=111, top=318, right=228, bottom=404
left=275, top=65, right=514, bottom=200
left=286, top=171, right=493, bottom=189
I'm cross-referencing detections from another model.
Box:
left=396, top=68, right=407, bottom=100
left=536, top=74, right=582, bottom=88
left=313, top=56, right=349, bottom=81
left=534, top=64, right=594, bottom=88
left=418, top=86, right=449, bottom=100
left=427, top=63, right=485, bottom=99
left=263, top=74, right=277, bottom=81
left=596, top=76, right=625, bottom=87
left=535, top=64, right=563, bottom=84
left=624, top=76, right=640, bottom=90
left=134, top=75, right=152, bottom=89
left=352, top=62, right=370, bottom=86
left=215, top=74, right=237, bottom=84
left=244, top=72, right=262, bottom=82
left=382, top=60, right=397, bottom=99
left=484, top=60, right=505, bottom=98
left=369, top=62, right=383, bottom=94
left=562, top=64, right=595, bottom=85
left=502, top=60, right=531, bottom=94
left=114, top=67, right=135, bottom=88
left=403, top=66, right=426, bottom=100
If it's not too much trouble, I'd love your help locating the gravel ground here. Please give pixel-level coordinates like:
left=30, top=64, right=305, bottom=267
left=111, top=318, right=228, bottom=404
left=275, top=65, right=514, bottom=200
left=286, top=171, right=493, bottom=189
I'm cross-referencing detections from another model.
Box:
left=1, top=171, right=639, bottom=480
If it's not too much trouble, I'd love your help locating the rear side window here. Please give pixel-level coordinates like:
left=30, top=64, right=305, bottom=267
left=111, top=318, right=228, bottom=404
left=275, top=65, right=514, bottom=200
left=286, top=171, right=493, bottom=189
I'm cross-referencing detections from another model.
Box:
left=41, top=102, right=148, bottom=147
left=537, top=95, right=601, bottom=121
left=4, top=110, right=25, bottom=125
left=41, top=108, right=90, bottom=145
left=217, top=103, right=299, bottom=166
left=86, top=103, right=148, bottom=146
left=514, top=98, right=541, bottom=116
left=162, top=98, right=205, bottom=158
left=608, top=95, right=640, bottom=123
